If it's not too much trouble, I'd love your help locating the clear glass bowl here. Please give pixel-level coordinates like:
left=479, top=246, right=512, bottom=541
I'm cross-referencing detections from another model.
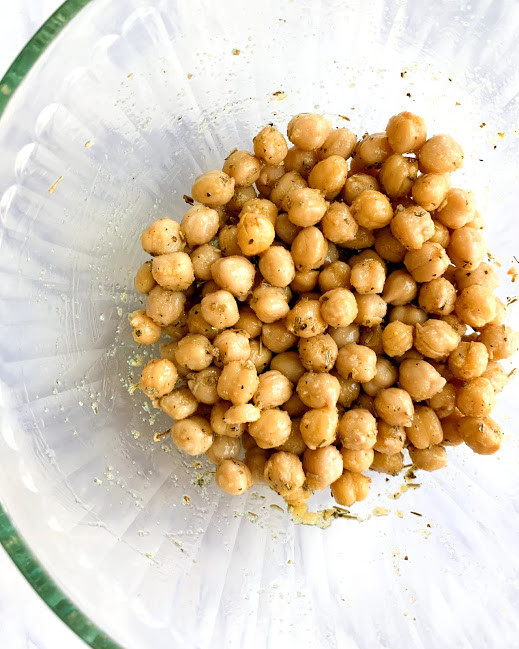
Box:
left=1, top=1, right=518, bottom=647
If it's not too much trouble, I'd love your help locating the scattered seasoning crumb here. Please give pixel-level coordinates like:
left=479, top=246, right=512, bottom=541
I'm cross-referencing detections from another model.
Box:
left=400, top=71, right=407, bottom=78
left=153, top=430, right=169, bottom=442
left=84, top=140, right=93, bottom=148
left=455, top=101, right=461, bottom=106
left=127, top=72, right=133, bottom=78
left=372, top=507, right=390, bottom=517
left=397, top=510, right=404, bottom=518
left=232, top=48, right=240, bottom=55
left=406, top=92, right=411, bottom=98
left=48, top=176, right=63, bottom=194
left=404, top=555, right=408, bottom=560
left=410, top=511, right=422, bottom=517
left=187, top=73, right=193, bottom=79
left=183, top=194, right=194, bottom=205
left=507, top=266, right=518, bottom=282
left=93, top=477, right=102, bottom=485
left=480, top=123, right=486, bottom=128
left=182, top=495, right=190, bottom=505
left=497, top=132, right=505, bottom=139
left=271, top=90, right=287, bottom=101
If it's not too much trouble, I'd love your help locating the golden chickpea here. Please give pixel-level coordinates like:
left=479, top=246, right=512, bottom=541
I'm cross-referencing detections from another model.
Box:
left=381, top=321, right=414, bottom=357
left=317, top=262, right=350, bottom=294
left=210, top=401, right=245, bottom=438
left=441, top=413, right=464, bottom=446
left=224, top=404, right=261, bottom=426
left=174, top=334, right=214, bottom=371
left=297, top=372, right=341, bottom=409
left=390, top=205, right=434, bottom=250
left=399, top=359, right=446, bottom=401
left=318, top=127, right=357, bottom=160
left=300, top=407, right=339, bottom=449
left=329, top=373, right=359, bottom=409
left=371, top=450, right=404, bottom=475
left=455, top=285, right=497, bottom=329
left=481, top=360, right=509, bottom=393
left=139, top=358, right=177, bottom=398
left=426, top=383, right=457, bottom=419
left=331, top=471, right=371, bottom=506
left=200, top=290, right=239, bottom=329
left=406, top=405, right=443, bottom=449
left=404, top=242, right=450, bottom=283
left=414, top=319, right=460, bottom=360
left=226, top=185, right=257, bottom=216
left=285, top=187, right=327, bottom=227
left=129, top=309, right=162, bottom=345
left=159, top=341, right=188, bottom=376
left=190, top=244, right=222, bottom=281
left=240, top=198, right=278, bottom=225
left=374, top=421, right=406, bottom=455
left=435, top=188, right=475, bottom=229
left=218, top=225, right=241, bottom=257
left=303, top=446, right=344, bottom=490
left=213, top=329, right=250, bottom=365
left=270, top=171, right=307, bottom=209
left=135, top=261, right=156, bottom=294
left=338, top=408, right=377, bottom=450
left=278, top=418, right=307, bottom=455
left=297, top=334, right=337, bottom=373
left=256, top=164, right=285, bottom=198
left=159, top=388, right=197, bottom=424
left=412, top=173, right=451, bottom=211
left=389, top=305, right=427, bottom=326
left=328, top=324, right=360, bottom=348
left=479, top=324, right=519, bottom=360
left=429, top=220, right=451, bottom=248
left=354, top=293, right=387, bottom=327
left=222, top=150, right=261, bottom=187
left=265, top=451, right=305, bottom=496
left=456, top=377, right=495, bottom=418
left=447, top=226, right=487, bottom=271
left=285, top=298, right=328, bottom=338
left=340, top=447, right=374, bottom=473
left=418, top=277, right=456, bottom=316
left=287, top=113, right=332, bottom=150
left=459, top=416, right=502, bottom=455
left=448, top=340, right=490, bottom=381
left=359, top=324, right=384, bottom=355
left=249, top=408, right=292, bottom=449
left=342, top=173, right=380, bottom=205
left=454, top=263, right=499, bottom=292
left=249, top=284, right=290, bottom=324
left=355, top=132, right=393, bottom=167
left=350, top=190, right=393, bottom=230
left=372, top=387, right=413, bottom=427
left=363, top=357, right=398, bottom=396
left=290, top=226, right=328, bottom=271
left=248, top=339, right=273, bottom=373
left=180, top=205, right=218, bottom=247
left=284, top=146, right=319, bottom=178
left=258, top=246, right=296, bottom=287
left=379, top=154, right=418, bottom=198
left=381, top=270, right=417, bottom=307
left=340, top=226, right=376, bottom=250
left=217, top=360, right=258, bottom=405
left=253, top=125, right=288, bottom=165
left=216, top=458, right=253, bottom=495
left=409, top=445, right=447, bottom=471
left=237, top=212, right=275, bottom=256
left=235, top=306, right=263, bottom=339
left=307, top=155, right=349, bottom=199
left=386, top=112, right=427, bottom=153
left=257, top=322, right=295, bottom=355
left=141, top=218, right=185, bottom=255
left=206, top=435, right=241, bottom=464
left=245, top=447, right=270, bottom=483
left=282, top=393, right=308, bottom=417
left=271, top=351, right=305, bottom=384
left=253, top=370, right=293, bottom=409
left=152, top=251, right=194, bottom=291
left=187, top=304, right=220, bottom=341
left=318, top=288, right=357, bottom=328
left=289, top=269, right=319, bottom=293
left=335, top=343, right=376, bottom=383
left=419, top=134, right=464, bottom=173
left=210, top=255, right=255, bottom=300
left=350, top=258, right=386, bottom=294
left=188, top=366, right=221, bottom=405
left=191, top=170, right=235, bottom=207
left=348, top=248, right=384, bottom=267
left=170, top=416, right=214, bottom=456
left=374, top=226, right=406, bottom=263
left=353, top=393, right=375, bottom=416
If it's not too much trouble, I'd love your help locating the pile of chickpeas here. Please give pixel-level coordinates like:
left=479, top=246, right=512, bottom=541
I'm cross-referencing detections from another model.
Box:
left=130, top=111, right=518, bottom=509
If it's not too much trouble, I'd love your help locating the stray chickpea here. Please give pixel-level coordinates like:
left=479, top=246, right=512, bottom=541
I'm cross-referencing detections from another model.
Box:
left=336, top=343, right=376, bottom=383
left=435, top=188, right=475, bottom=229
left=188, top=366, right=221, bottom=404
left=135, top=261, right=156, bottom=294
left=264, top=451, right=305, bottom=496
left=447, top=226, right=487, bottom=270
left=249, top=284, right=290, bottom=323
left=129, top=309, right=162, bottom=345
left=218, top=225, right=241, bottom=257
left=249, top=408, right=292, bottom=449
left=223, top=150, right=261, bottom=187
left=362, top=357, right=398, bottom=396
left=370, top=451, right=404, bottom=475
left=298, top=333, right=338, bottom=372
left=291, top=226, right=328, bottom=271
left=338, top=409, right=377, bottom=450
left=456, top=377, right=495, bottom=417
left=386, top=112, right=427, bottom=153
left=354, top=293, right=387, bottom=327
left=285, top=298, right=328, bottom=338
left=174, top=334, right=214, bottom=371
left=152, top=251, right=194, bottom=291
left=300, top=407, right=339, bottom=449
left=414, top=319, right=460, bottom=360
left=287, top=113, right=332, bottom=151
left=455, top=285, right=497, bottom=329
left=249, top=339, right=273, bottom=372
left=374, top=421, right=406, bottom=455
left=331, top=471, right=371, bottom=507
left=237, top=212, right=275, bottom=256
left=409, top=445, right=447, bottom=471
left=191, top=170, right=235, bottom=207
left=374, top=226, right=406, bottom=263
left=308, top=155, right=349, bottom=199
left=271, top=351, right=305, bottom=384
left=253, top=125, right=288, bottom=165
left=285, top=187, right=328, bottom=227
left=390, top=205, right=434, bottom=250
left=206, top=435, right=241, bottom=464
left=399, top=359, right=446, bottom=401
left=419, top=277, right=456, bottom=316
left=160, top=388, right=198, bottom=420
left=379, top=154, right=418, bottom=198
left=355, top=132, right=393, bottom=167
left=181, top=205, right=219, bottom=247
left=141, top=218, right=185, bottom=255
left=382, top=270, right=417, bottom=306
left=373, top=387, right=414, bottom=427
left=213, top=329, right=250, bottom=365
left=404, top=242, right=450, bottom=283
left=342, top=173, right=380, bottom=205
left=412, top=173, right=451, bottom=211
left=210, top=255, right=255, bottom=300
left=297, top=372, right=341, bottom=408
left=479, top=324, right=519, bottom=361
left=270, top=171, right=307, bottom=210
left=259, top=246, right=296, bottom=287
left=140, top=358, right=177, bottom=398
left=406, top=405, right=443, bottom=449
left=382, top=321, right=414, bottom=357
left=419, top=134, right=464, bottom=174
left=426, top=383, right=457, bottom=419
left=303, top=446, right=343, bottom=490
left=350, top=190, right=393, bottom=230
left=460, top=416, right=502, bottom=455
left=284, top=147, right=319, bottom=178
left=216, top=458, right=253, bottom=495
left=350, top=258, right=386, bottom=294
left=217, top=360, right=258, bottom=404
left=201, top=290, right=239, bottom=329
left=190, top=244, right=222, bottom=282
left=253, top=370, right=293, bottom=409
left=170, top=416, right=214, bottom=455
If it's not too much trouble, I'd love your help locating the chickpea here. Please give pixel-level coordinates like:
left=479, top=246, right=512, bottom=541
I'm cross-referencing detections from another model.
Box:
left=406, top=405, right=443, bottom=449
left=389, top=305, right=427, bottom=326
left=200, top=290, right=239, bottom=329
left=235, top=306, right=262, bottom=339
left=481, top=360, right=509, bottom=393
left=303, top=446, right=343, bottom=490
left=237, top=212, right=275, bottom=256
left=338, top=409, right=377, bottom=450
left=331, top=471, right=371, bottom=507
left=284, top=187, right=327, bottom=227
left=187, top=303, right=220, bottom=341
left=174, top=334, right=213, bottom=371
left=371, top=387, right=413, bottom=427
left=419, top=134, right=464, bottom=174
left=409, top=445, right=447, bottom=471
left=354, top=293, right=387, bottom=327
left=456, top=376, right=495, bottom=418
left=141, top=218, right=185, bottom=255
left=139, top=358, right=177, bottom=398
left=188, top=366, right=221, bottom=404
left=152, top=251, right=194, bottom=291
left=249, top=284, right=290, bottom=323
left=249, top=339, right=273, bottom=372
left=380, top=270, right=416, bottom=307
left=412, top=173, right=451, bottom=211
left=289, top=269, right=318, bottom=293
left=240, top=198, right=278, bottom=225
left=129, top=309, right=162, bottom=345
left=426, top=382, right=457, bottom=419
left=259, top=246, right=296, bottom=287
left=479, top=324, right=519, bottom=360
left=264, top=451, right=305, bottom=497
left=429, top=220, right=450, bottom=248
left=339, top=447, right=374, bottom=473
left=335, top=343, right=376, bottom=383
left=209, top=255, right=255, bottom=301
left=159, top=341, right=187, bottom=375
left=245, top=447, right=269, bottom=483
left=256, top=164, right=285, bottom=198
left=399, top=359, right=446, bottom=401
left=386, top=112, right=427, bottom=153
left=217, top=360, right=258, bottom=404
left=435, top=188, right=475, bottom=229
left=285, top=298, right=327, bottom=338
left=170, top=416, right=214, bottom=455
left=353, top=393, right=376, bottom=416
left=374, top=420, right=406, bottom=455
left=349, top=248, right=384, bottom=267
left=328, top=373, right=358, bottom=409
left=371, top=450, right=404, bottom=475
left=298, top=334, right=338, bottom=372
left=253, top=370, right=293, bottom=409
left=282, top=393, right=308, bottom=417
left=350, top=190, right=393, bottom=230
left=210, top=401, right=245, bottom=438
left=300, top=407, right=339, bottom=449
left=414, top=319, right=460, bottom=360
left=459, top=416, right=502, bottom=455
left=317, top=288, right=357, bottom=329
left=404, top=242, right=450, bottom=283
left=135, top=261, right=156, bottom=294
left=297, top=372, right=341, bottom=409
left=277, top=418, right=307, bottom=455
left=340, top=226, right=375, bottom=250
left=418, top=277, right=456, bottom=316
left=381, top=321, right=414, bottom=358
left=224, top=404, right=261, bottom=426
left=359, top=324, right=384, bottom=355
left=455, top=285, right=497, bottom=329
left=342, top=173, right=380, bottom=205
left=226, top=185, right=257, bottom=216
left=206, top=435, right=241, bottom=464
left=363, top=357, right=398, bottom=396
left=317, top=262, right=350, bottom=294
left=216, top=458, right=253, bottom=495
left=379, top=154, right=418, bottom=198
left=253, top=125, right=288, bottom=165
left=161, top=322, right=189, bottom=344
left=307, top=155, right=348, bottom=199
left=180, top=205, right=218, bottom=247
left=191, top=170, right=235, bottom=207
left=374, top=226, right=406, bottom=263
left=213, top=329, right=250, bottom=365
left=145, top=290, right=184, bottom=330
left=317, top=127, right=356, bottom=159
left=270, top=351, right=305, bottom=384
left=159, top=387, right=198, bottom=421
left=189, top=244, right=221, bottom=282
left=291, top=226, right=328, bottom=271
left=446, top=226, right=487, bottom=271
left=249, top=408, right=292, bottom=449
left=259, top=321, right=296, bottom=354
left=350, top=258, right=386, bottom=294
left=454, top=263, right=499, bottom=292
left=446, top=341, right=488, bottom=382
left=390, top=205, right=434, bottom=250
left=222, top=150, right=261, bottom=187
left=328, top=324, right=360, bottom=348
left=355, top=132, right=393, bottom=167
left=287, top=113, right=332, bottom=150
left=270, top=171, right=307, bottom=209
left=284, top=146, right=319, bottom=178
left=218, top=225, right=241, bottom=257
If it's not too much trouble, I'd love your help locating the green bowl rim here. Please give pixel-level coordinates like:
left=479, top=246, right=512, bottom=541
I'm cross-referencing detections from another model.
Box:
left=0, top=1, right=122, bottom=647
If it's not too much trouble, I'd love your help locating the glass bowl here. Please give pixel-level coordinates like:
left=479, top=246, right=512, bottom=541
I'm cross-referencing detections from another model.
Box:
left=1, top=1, right=518, bottom=647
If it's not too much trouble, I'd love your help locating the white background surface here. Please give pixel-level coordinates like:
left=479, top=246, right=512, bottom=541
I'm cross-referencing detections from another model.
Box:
left=0, top=6, right=89, bottom=649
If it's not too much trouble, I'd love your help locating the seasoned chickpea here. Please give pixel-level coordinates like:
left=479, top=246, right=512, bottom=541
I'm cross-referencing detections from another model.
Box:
left=454, top=263, right=499, bottom=292
left=363, top=357, right=398, bottom=396
left=426, top=382, right=457, bottom=419
left=224, top=404, right=261, bottom=426
left=435, top=188, right=475, bottom=229
left=170, top=416, right=214, bottom=455
left=406, top=405, right=443, bottom=449
left=259, top=246, right=296, bottom=287
left=282, top=393, right=308, bottom=417
left=152, top=251, right=194, bottom=291
left=429, top=220, right=450, bottom=248
left=291, top=226, right=328, bottom=271
left=129, top=309, right=162, bottom=345
left=374, top=421, right=406, bottom=455
left=355, top=132, right=393, bottom=167
left=338, top=409, right=377, bottom=450
left=223, top=150, right=261, bottom=187
left=206, top=435, right=241, bottom=464
left=307, top=155, right=348, bottom=199
left=270, top=351, right=305, bottom=384
left=264, top=451, right=305, bottom=496
left=297, top=334, right=337, bottom=372
left=479, top=324, right=519, bottom=360
left=318, top=288, right=357, bottom=328
left=328, top=324, right=359, bottom=348
left=370, top=451, right=404, bottom=475
left=235, top=306, right=262, bottom=339
left=135, top=261, right=156, bottom=294
left=188, top=366, right=221, bottom=404
left=342, top=173, right=379, bottom=205
left=210, top=255, right=255, bottom=301
left=441, top=412, right=464, bottom=445
left=381, top=270, right=416, bottom=307
left=481, top=360, right=509, bottom=393
left=217, top=360, right=258, bottom=404
left=414, top=320, right=460, bottom=360
left=297, top=372, right=341, bottom=408
left=341, top=226, right=375, bottom=250
left=329, top=373, right=358, bottom=409
left=141, top=218, right=185, bottom=255
left=270, top=171, right=307, bottom=210
left=187, top=303, right=220, bottom=340
left=174, top=334, right=214, bottom=371
left=331, top=471, right=371, bottom=506
left=300, top=407, right=339, bottom=449
left=386, top=112, right=427, bottom=153
left=359, top=324, right=384, bottom=355
left=448, top=340, right=489, bottom=380
left=456, top=377, right=495, bottom=418
left=350, top=258, right=386, bottom=294
left=258, top=322, right=295, bottom=355
left=244, top=447, right=269, bottom=483
left=249, top=408, right=292, bottom=448
left=213, top=329, right=250, bottom=365
left=218, top=225, right=241, bottom=257
left=373, top=387, right=414, bottom=427
left=180, top=205, right=219, bottom=247
left=200, top=290, right=239, bottom=329
left=210, top=401, right=245, bottom=438
left=190, top=244, right=221, bottom=281
left=287, top=113, right=332, bottom=150
left=336, top=343, right=377, bottom=383
left=404, top=242, right=450, bottom=283
left=339, top=447, right=373, bottom=473
left=390, top=205, right=434, bottom=250
left=409, top=445, right=447, bottom=471
left=226, top=185, right=257, bottom=216
left=285, top=298, right=327, bottom=338
left=249, top=339, right=273, bottom=372
left=399, top=359, right=446, bottom=401
left=159, top=341, right=188, bottom=376
left=455, top=285, right=497, bottom=329
left=374, top=226, right=406, bottom=263
left=459, top=416, right=502, bottom=455
left=253, top=370, right=293, bottom=409
left=277, top=418, right=307, bottom=455
left=447, top=226, right=487, bottom=271
left=191, top=170, right=235, bottom=207
left=350, top=190, right=393, bottom=230
left=237, top=212, right=275, bottom=256
left=249, top=285, right=290, bottom=323
left=139, top=358, right=177, bottom=398
left=256, top=164, right=285, bottom=198
left=284, top=147, right=319, bottom=178
left=318, top=127, right=357, bottom=160
left=285, top=187, right=327, bottom=227
left=354, top=293, right=387, bottom=327
left=160, top=387, right=198, bottom=421
left=379, top=154, right=418, bottom=198
left=418, top=277, right=456, bottom=316
left=240, top=198, right=278, bottom=225
left=412, top=173, right=450, bottom=211
left=216, top=458, right=253, bottom=494
left=253, top=125, right=288, bottom=164
left=381, top=321, right=414, bottom=357
left=289, top=269, right=318, bottom=293
left=419, top=134, right=464, bottom=173
left=303, top=446, right=343, bottom=490
left=318, top=262, right=351, bottom=293
left=388, top=306, right=425, bottom=327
